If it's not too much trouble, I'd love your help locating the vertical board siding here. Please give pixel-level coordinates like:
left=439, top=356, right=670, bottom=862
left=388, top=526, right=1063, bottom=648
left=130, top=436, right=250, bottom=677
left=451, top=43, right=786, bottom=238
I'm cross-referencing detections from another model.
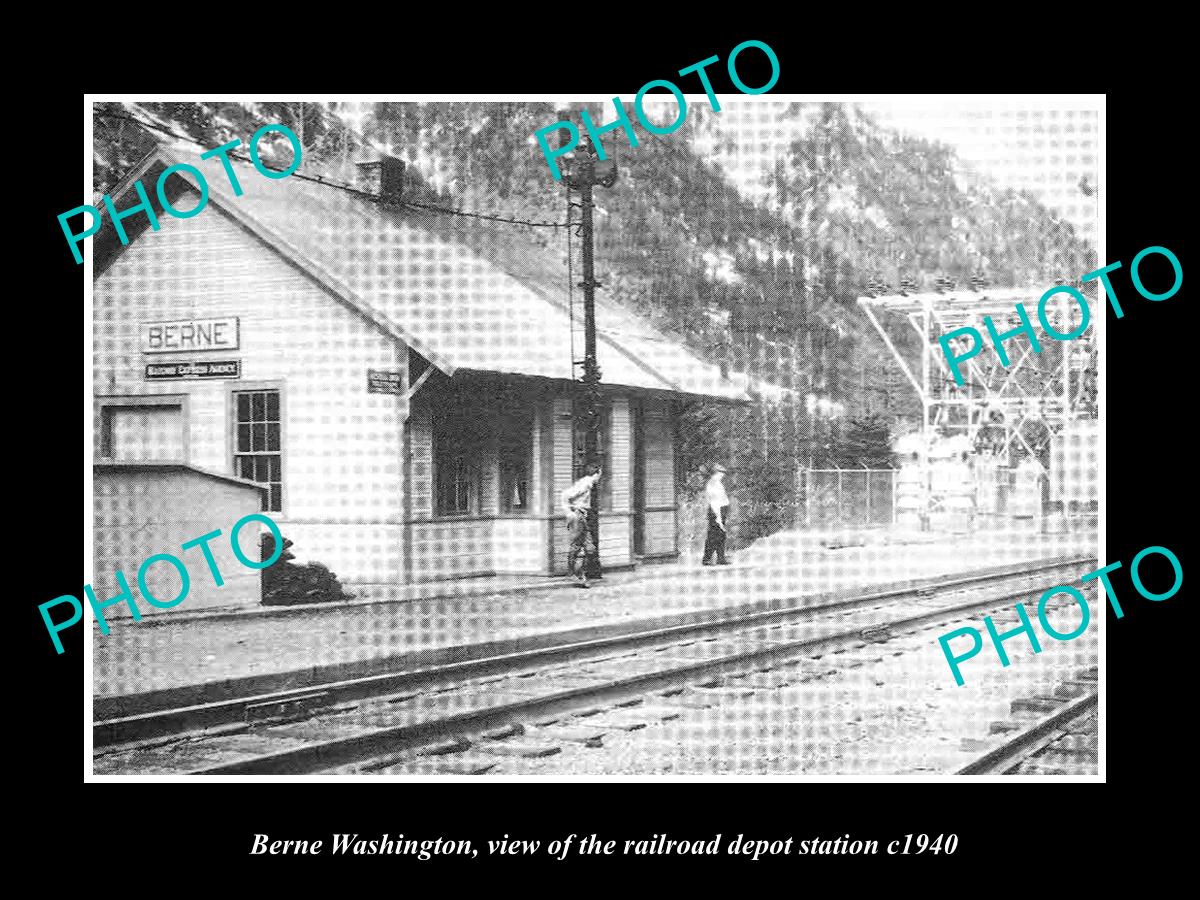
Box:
left=642, top=510, right=677, bottom=556
left=548, top=396, right=634, bottom=572
left=552, top=397, right=574, bottom=496
left=95, top=208, right=407, bottom=589
left=642, top=402, right=675, bottom=508
left=609, top=397, right=632, bottom=512
left=409, top=394, right=542, bottom=579
left=550, top=397, right=574, bottom=574
left=598, top=514, right=632, bottom=566
left=408, top=398, right=486, bottom=578
left=531, top=403, right=547, bottom=515
left=409, top=407, right=433, bottom=521
left=538, top=399, right=556, bottom=572
left=548, top=513, right=632, bottom=572
left=479, top=440, right=499, bottom=516
left=642, top=400, right=677, bottom=554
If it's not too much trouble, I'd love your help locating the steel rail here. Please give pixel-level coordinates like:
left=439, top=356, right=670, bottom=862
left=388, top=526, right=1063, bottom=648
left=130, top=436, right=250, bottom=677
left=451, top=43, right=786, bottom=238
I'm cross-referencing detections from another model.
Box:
left=186, top=560, right=1093, bottom=775
left=954, top=690, right=1099, bottom=775
left=95, top=555, right=1092, bottom=747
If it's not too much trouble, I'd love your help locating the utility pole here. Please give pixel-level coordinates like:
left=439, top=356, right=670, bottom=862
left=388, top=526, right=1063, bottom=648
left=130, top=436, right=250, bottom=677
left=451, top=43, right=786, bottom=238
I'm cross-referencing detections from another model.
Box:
left=561, top=131, right=618, bottom=578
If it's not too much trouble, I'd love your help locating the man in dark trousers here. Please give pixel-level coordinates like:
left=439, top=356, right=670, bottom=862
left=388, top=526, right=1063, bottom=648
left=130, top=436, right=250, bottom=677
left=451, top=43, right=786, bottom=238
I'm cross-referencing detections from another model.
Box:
left=702, top=464, right=731, bottom=565
left=562, top=464, right=603, bottom=587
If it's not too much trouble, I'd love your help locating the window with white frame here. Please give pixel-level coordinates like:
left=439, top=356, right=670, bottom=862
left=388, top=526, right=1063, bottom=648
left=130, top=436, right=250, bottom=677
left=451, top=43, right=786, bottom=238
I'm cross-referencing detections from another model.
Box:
left=233, top=389, right=283, bottom=512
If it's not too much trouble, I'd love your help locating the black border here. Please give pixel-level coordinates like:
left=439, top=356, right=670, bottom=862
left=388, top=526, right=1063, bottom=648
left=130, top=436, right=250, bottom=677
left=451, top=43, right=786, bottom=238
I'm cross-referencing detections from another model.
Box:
left=22, top=23, right=1188, bottom=883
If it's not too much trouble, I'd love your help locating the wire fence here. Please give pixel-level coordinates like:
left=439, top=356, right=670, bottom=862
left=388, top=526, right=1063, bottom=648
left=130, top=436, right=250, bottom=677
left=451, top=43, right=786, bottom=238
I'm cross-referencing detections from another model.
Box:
left=798, top=468, right=898, bottom=529
left=680, top=464, right=1082, bottom=553
left=974, top=465, right=1019, bottom=517
left=679, top=467, right=899, bottom=553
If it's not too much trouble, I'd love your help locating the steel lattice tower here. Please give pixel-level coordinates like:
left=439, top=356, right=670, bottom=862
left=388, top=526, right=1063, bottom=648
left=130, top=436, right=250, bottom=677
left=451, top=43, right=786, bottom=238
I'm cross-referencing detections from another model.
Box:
left=857, top=287, right=1098, bottom=473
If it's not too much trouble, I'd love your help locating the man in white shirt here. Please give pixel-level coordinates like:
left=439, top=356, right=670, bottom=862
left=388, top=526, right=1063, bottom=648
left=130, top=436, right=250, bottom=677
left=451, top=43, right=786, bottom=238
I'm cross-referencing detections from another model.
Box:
left=562, top=464, right=603, bottom=587
left=702, top=464, right=731, bottom=566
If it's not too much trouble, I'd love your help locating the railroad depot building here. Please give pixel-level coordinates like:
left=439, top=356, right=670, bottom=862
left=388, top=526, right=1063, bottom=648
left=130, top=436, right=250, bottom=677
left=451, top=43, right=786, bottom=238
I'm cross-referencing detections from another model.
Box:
left=93, top=143, right=747, bottom=601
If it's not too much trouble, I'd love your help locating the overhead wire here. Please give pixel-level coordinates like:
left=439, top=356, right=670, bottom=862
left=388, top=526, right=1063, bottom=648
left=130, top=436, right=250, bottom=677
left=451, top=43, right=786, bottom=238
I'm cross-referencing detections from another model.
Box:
left=94, top=108, right=573, bottom=228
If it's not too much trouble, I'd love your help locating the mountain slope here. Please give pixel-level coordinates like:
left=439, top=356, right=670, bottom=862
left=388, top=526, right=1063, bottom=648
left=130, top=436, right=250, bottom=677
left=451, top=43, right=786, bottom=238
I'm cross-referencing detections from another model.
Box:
left=91, top=99, right=1096, bottom=542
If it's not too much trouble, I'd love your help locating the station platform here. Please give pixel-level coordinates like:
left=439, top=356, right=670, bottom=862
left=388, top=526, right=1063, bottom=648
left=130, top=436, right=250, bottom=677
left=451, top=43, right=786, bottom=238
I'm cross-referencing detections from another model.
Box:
left=92, top=524, right=1096, bottom=711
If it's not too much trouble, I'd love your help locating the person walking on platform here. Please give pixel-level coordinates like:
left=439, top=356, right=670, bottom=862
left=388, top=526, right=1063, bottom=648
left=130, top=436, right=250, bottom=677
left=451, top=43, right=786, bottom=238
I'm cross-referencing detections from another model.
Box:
left=562, top=464, right=603, bottom=587
left=702, top=464, right=731, bottom=566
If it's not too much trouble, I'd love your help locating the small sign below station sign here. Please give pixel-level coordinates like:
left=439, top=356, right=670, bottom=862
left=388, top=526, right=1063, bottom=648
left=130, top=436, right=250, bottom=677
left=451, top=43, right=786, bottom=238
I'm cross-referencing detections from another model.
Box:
left=146, top=360, right=241, bottom=380
left=141, top=316, right=240, bottom=354
left=367, top=369, right=403, bottom=394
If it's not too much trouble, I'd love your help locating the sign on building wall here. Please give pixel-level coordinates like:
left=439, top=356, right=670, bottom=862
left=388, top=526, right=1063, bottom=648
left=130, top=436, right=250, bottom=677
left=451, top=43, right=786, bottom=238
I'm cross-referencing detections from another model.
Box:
left=367, top=369, right=403, bottom=394
left=146, top=361, right=241, bottom=380
left=141, top=317, right=240, bottom=354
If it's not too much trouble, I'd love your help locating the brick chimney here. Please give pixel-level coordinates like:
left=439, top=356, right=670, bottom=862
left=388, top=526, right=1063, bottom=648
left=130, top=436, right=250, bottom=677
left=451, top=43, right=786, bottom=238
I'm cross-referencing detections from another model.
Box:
left=355, top=153, right=405, bottom=204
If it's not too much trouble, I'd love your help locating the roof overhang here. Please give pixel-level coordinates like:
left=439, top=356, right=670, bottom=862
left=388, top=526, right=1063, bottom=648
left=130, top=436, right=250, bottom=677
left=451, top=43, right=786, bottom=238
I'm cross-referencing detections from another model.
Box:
left=449, top=369, right=752, bottom=404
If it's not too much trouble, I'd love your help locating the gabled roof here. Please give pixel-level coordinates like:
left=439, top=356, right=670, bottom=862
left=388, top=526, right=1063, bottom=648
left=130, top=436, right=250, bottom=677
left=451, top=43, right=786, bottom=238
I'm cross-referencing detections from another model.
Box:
left=101, top=142, right=749, bottom=403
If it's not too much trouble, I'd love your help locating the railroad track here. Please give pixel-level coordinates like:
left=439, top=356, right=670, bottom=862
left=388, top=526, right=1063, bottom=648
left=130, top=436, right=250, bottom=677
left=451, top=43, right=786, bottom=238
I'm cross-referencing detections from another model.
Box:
left=955, top=672, right=1099, bottom=775
left=92, top=556, right=1095, bottom=776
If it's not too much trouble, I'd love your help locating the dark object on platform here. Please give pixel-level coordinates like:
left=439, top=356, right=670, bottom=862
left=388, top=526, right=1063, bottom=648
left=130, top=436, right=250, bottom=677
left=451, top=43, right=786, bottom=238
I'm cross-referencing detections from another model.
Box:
left=260, top=533, right=354, bottom=606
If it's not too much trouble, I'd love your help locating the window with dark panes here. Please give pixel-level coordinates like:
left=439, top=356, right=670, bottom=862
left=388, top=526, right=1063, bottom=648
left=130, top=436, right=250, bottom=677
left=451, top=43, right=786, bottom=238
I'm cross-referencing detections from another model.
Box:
left=499, top=409, right=532, bottom=514
left=433, top=407, right=476, bottom=516
left=234, top=389, right=283, bottom=512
